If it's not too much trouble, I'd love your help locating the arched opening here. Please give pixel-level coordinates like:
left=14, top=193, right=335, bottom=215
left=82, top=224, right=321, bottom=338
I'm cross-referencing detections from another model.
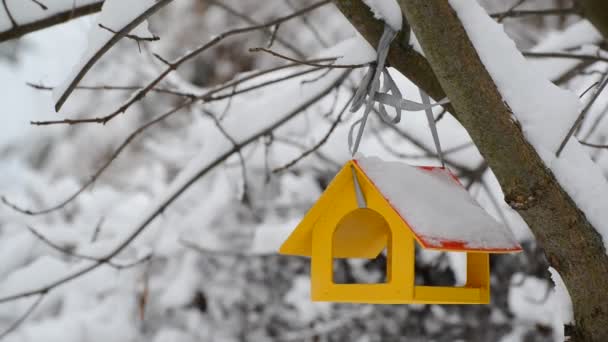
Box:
left=331, top=208, right=391, bottom=284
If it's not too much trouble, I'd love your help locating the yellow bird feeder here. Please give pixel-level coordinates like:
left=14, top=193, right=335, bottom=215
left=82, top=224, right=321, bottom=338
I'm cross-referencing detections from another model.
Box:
left=279, top=157, right=522, bottom=305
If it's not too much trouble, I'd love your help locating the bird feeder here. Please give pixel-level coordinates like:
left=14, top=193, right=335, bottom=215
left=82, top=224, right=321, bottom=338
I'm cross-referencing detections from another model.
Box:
left=279, top=157, right=522, bottom=304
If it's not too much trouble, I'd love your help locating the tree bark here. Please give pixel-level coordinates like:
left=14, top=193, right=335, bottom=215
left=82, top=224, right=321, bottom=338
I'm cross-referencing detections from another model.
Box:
left=333, top=1, right=608, bottom=341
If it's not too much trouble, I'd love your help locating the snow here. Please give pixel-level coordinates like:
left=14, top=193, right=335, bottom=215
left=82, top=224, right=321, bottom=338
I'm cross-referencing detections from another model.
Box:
left=284, top=275, right=330, bottom=323
left=508, top=273, right=569, bottom=341
left=548, top=267, right=573, bottom=324
left=449, top=0, right=608, bottom=252
left=250, top=217, right=301, bottom=254
left=0, top=0, right=101, bottom=33
left=53, top=0, right=156, bottom=109
left=318, top=32, right=376, bottom=65
left=362, top=0, right=402, bottom=31
left=527, top=20, right=602, bottom=81
left=355, top=156, right=521, bottom=251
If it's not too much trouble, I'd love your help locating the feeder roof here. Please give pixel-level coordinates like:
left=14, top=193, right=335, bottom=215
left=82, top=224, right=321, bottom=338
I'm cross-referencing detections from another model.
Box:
left=354, top=156, right=521, bottom=252
left=279, top=157, right=522, bottom=256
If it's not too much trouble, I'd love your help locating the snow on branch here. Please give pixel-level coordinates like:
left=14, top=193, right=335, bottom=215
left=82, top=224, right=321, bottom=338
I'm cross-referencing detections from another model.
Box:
left=0, top=0, right=102, bottom=42
left=53, top=0, right=174, bottom=112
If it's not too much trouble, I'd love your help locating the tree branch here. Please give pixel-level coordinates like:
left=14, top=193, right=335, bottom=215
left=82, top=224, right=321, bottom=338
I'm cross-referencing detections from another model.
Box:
left=0, top=1, right=103, bottom=42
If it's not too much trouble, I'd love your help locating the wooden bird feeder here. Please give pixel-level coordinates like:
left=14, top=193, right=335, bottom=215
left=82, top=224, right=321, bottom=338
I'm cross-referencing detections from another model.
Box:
left=279, top=157, right=522, bottom=304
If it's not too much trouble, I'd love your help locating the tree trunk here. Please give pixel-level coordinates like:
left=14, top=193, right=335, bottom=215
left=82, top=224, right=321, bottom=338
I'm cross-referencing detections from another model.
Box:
left=333, top=1, right=608, bottom=340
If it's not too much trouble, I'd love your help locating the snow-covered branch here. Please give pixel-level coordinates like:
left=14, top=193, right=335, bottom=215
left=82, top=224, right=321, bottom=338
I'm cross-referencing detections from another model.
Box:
left=0, top=0, right=102, bottom=42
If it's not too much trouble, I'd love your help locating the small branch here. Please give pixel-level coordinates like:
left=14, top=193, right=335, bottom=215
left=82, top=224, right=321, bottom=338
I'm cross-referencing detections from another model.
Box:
left=27, top=225, right=152, bottom=270
left=490, top=7, right=579, bottom=19
left=249, top=47, right=369, bottom=69
left=26, top=82, right=195, bottom=98
left=523, top=51, right=608, bottom=63
left=267, top=23, right=280, bottom=48
left=0, top=294, right=45, bottom=339
left=556, top=71, right=608, bottom=156
left=1, top=0, right=17, bottom=27
left=579, top=140, right=608, bottom=149
left=29, top=0, right=47, bottom=10
left=90, top=217, right=105, bottom=243
left=208, top=0, right=305, bottom=58
left=98, top=23, right=159, bottom=42
left=202, top=109, right=252, bottom=207
left=273, top=92, right=354, bottom=173
left=494, top=0, right=527, bottom=22
left=284, top=0, right=329, bottom=48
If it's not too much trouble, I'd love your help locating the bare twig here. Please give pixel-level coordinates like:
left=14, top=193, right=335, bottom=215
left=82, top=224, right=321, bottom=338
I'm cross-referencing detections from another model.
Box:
left=29, top=0, right=47, bottom=10
left=202, top=109, right=252, bottom=206
left=284, top=0, right=329, bottom=48
left=208, top=0, right=305, bottom=58
left=267, top=23, right=280, bottom=48
left=557, top=72, right=608, bottom=156
left=273, top=92, right=354, bottom=173
left=98, top=23, right=159, bottom=42
left=0, top=294, right=45, bottom=339
left=579, top=140, right=608, bottom=149
left=490, top=7, right=579, bottom=19
left=250, top=47, right=369, bottom=69
left=495, top=0, right=527, bottom=22
left=26, top=82, right=196, bottom=98
left=90, top=217, right=105, bottom=243
left=523, top=51, right=608, bottom=64
left=1, top=0, right=18, bottom=28
left=27, top=225, right=152, bottom=269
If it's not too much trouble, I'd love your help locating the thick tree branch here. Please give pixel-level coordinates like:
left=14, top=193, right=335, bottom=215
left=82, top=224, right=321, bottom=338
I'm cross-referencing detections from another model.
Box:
left=333, top=0, right=608, bottom=340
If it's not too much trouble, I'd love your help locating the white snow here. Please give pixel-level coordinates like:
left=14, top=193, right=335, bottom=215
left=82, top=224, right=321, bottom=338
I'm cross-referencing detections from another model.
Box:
left=318, top=32, right=377, bottom=65
left=362, top=0, right=402, bottom=31
left=0, top=0, right=101, bottom=33
left=449, top=0, right=608, bottom=251
left=355, top=156, right=520, bottom=250
left=548, top=267, right=573, bottom=324
left=508, top=272, right=570, bottom=341
left=53, top=0, right=156, bottom=108
left=528, top=20, right=602, bottom=81
left=251, top=217, right=301, bottom=254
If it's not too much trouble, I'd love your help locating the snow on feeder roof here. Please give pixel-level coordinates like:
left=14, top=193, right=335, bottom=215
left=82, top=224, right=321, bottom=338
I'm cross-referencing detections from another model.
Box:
left=354, top=156, right=521, bottom=252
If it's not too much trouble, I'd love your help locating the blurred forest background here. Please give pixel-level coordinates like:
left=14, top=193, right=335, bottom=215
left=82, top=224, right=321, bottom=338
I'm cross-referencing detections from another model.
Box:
left=0, top=0, right=604, bottom=341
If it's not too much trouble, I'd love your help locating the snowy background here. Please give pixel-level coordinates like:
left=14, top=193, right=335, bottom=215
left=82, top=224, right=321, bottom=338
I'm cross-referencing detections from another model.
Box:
left=0, top=0, right=605, bottom=341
